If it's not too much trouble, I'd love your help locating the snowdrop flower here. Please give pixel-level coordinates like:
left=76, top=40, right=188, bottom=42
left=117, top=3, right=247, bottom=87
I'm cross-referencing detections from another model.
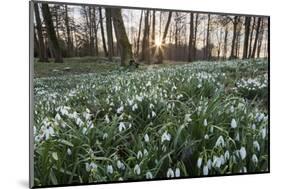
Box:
left=203, top=119, right=208, bottom=127
left=166, top=168, right=175, bottom=178
left=149, top=103, right=154, bottom=109
left=151, top=111, right=156, bottom=118
left=203, top=165, right=209, bottom=175
left=204, top=134, right=209, bottom=140
left=75, top=117, right=83, bottom=127
left=224, top=150, right=230, bottom=160
left=55, top=113, right=61, bottom=122
left=230, top=106, right=235, bottom=113
left=235, top=132, right=240, bottom=141
left=82, top=127, right=87, bottom=135
left=175, top=168, right=180, bottom=177
left=143, top=149, right=148, bottom=156
left=144, top=134, right=149, bottom=142
left=231, top=118, right=237, bottom=128
left=261, top=128, right=267, bottom=139
left=252, top=154, right=258, bottom=164
left=134, top=164, right=141, bottom=175
left=44, top=126, right=55, bottom=140
left=86, top=162, right=97, bottom=172
left=161, top=131, right=171, bottom=143
left=146, top=171, right=153, bottom=179
left=207, top=159, right=212, bottom=170
left=146, top=81, right=152, bottom=87
left=215, top=136, right=225, bottom=148
left=132, top=103, right=138, bottom=111
left=136, top=95, right=143, bottom=102
left=107, top=165, right=113, bottom=174
left=105, top=114, right=110, bottom=123
left=117, top=106, right=124, bottom=114
left=103, top=133, right=108, bottom=140
left=251, top=124, right=256, bottom=130
left=239, top=147, right=247, bottom=160
left=197, top=157, right=203, bottom=168
left=253, top=140, right=260, bottom=152
left=118, top=122, right=126, bottom=132
left=67, top=148, right=72, bottom=156
left=184, top=114, right=192, bottom=122
left=128, top=99, right=134, bottom=106
left=212, top=156, right=222, bottom=168
left=137, top=151, right=143, bottom=159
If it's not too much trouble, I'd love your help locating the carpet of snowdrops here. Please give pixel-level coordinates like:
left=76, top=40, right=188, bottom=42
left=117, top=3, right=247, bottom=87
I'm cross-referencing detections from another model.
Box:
left=33, top=59, right=269, bottom=186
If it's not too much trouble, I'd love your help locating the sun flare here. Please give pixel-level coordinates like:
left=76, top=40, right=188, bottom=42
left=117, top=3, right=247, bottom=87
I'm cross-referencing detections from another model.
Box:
left=155, top=38, right=162, bottom=47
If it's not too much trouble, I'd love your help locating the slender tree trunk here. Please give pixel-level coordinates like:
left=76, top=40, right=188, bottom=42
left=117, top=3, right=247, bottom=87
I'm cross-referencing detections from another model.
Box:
left=64, top=5, right=73, bottom=57
left=242, top=16, right=251, bottom=59
left=230, top=16, right=238, bottom=59
left=141, top=10, right=151, bottom=64
left=251, top=17, right=261, bottom=58
left=193, top=13, right=199, bottom=60
left=34, top=3, right=48, bottom=62
left=111, top=8, right=133, bottom=66
left=99, top=7, right=108, bottom=56
left=41, top=3, right=63, bottom=63
left=157, top=11, right=172, bottom=64
left=223, top=25, right=228, bottom=60
left=136, top=10, right=143, bottom=57
left=248, top=17, right=255, bottom=58
left=152, top=10, right=156, bottom=45
left=92, top=8, right=99, bottom=56
left=105, top=8, right=114, bottom=61
left=205, top=14, right=210, bottom=60
left=188, top=13, right=194, bottom=62
left=257, top=19, right=264, bottom=58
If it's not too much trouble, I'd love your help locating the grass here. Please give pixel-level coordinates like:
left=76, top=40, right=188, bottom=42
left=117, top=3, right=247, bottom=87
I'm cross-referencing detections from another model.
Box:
left=33, top=57, right=269, bottom=186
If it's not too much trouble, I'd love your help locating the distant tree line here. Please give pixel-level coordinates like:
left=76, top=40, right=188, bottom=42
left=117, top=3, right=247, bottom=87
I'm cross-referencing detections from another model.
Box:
left=33, top=2, right=269, bottom=65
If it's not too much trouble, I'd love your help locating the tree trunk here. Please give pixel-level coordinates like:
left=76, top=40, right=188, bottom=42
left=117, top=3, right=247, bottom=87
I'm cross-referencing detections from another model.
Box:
left=223, top=25, right=228, bottom=60
left=111, top=8, right=133, bottom=66
left=188, top=13, right=194, bottom=62
left=41, top=3, right=63, bottom=63
left=157, top=11, right=172, bottom=64
left=230, top=16, right=238, bottom=59
left=136, top=10, right=143, bottom=58
left=99, top=7, right=108, bottom=56
left=152, top=10, right=156, bottom=45
left=105, top=8, right=114, bottom=61
left=257, top=19, right=264, bottom=58
left=205, top=14, right=211, bottom=60
left=251, top=17, right=261, bottom=58
left=242, top=16, right=251, bottom=59
left=64, top=5, right=73, bottom=57
left=34, top=3, right=48, bottom=62
left=141, top=10, right=151, bottom=64
left=193, top=13, right=199, bottom=60
left=248, top=17, right=255, bottom=58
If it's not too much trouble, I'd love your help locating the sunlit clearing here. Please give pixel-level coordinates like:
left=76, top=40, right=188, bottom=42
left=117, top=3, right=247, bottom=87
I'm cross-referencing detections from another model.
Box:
left=155, top=38, right=162, bottom=47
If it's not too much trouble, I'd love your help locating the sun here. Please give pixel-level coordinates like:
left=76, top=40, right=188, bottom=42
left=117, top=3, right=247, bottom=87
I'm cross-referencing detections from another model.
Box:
left=155, top=38, right=162, bottom=47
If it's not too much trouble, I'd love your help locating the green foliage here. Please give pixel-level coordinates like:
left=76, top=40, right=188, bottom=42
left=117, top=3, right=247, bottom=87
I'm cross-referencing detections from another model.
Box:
left=33, top=59, right=268, bottom=186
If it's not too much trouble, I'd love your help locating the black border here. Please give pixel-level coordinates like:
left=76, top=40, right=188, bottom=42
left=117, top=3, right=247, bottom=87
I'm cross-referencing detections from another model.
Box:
left=29, top=0, right=270, bottom=188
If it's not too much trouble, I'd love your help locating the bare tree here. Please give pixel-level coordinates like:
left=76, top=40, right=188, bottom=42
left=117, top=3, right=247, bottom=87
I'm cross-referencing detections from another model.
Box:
left=188, top=13, right=194, bottom=62
left=41, top=3, right=63, bottom=63
left=230, top=16, right=238, bottom=59
left=242, top=16, right=251, bottom=59
left=136, top=10, right=143, bottom=58
left=251, top=17, right=261, bottom=58
left=105, top=8, right=114, bottom=61
left=99, top=7, right=108, bottom=56
left=141, top=10, right=151, bottom=64
left=111, top=8, right=133, bottom=66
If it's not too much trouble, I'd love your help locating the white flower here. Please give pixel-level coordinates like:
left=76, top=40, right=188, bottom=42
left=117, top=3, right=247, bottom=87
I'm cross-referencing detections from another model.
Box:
left=86, top=162, right=97, bottom=172
left=151, top=111, right=156, bottom=118
left=207, top=159, right=212, bottom=170
left=203, top=165, right=209, bottom=175
left=184, top=114, right=192, bottom=122
left=161, top=131, right=171, bottom=143
left=204, top=134, right=209, bottom=140
left=144, top=134, right=149, bottom=142
left=128, top=99, right=134, bottom=106
left=146, top=81, right=152, bottom=87
left=253, top=141, right=260, bottom=152
left=224, top=150, right=230, bottom=160
left=107, top=165, right=113, bottom=174
left=215, top=136, right=225, bottom=148
left=149, top=103, right=154, bottom=109
left=117, top=160, right=125, bottom=170
left=134, top=164, right=141, bottom=175
left=261, top=128, right=267, bottom=139
left=103, top=133, right=108, bottom=140
left=117, top=106, right=124, bottom=114
left=105, top=114, right=110, bottom=123
left=212, top=156, right=222, bottom=168
left=197, top=157, right=203, bottom=168
left=67, top=148, right=72, bottom=156
left=132, top=103, right=138, bottom=111
left=118, top=122, right=126, bottom=132
left=166, top=168, right=174, bottom=178
left=235, top=132, right=240, bottom=141
left=137, top=150, right=143, bottom=159
left=231, top=118, right=237, bottom=128
left=239, top=147, right=247, bottom=160
left=252, top=154, right=259, bottom=164
left=44, top=126, right=55, bottom=140
left=146, top=171, right=153, bottom=179
left=136, top=95, right=143, bottom=102
left=82, top=127, right=87, bottom=135
left=230, top=106, right=235, bottom=113
left=175, top=168, right=180, bottom=177
left=251, top=124, right=256, bottom=130
left=203, top=119, right=208, bottom=127
left=75, top=117, right=83, bottom=127
left=55, top=113, right=61, bottom=122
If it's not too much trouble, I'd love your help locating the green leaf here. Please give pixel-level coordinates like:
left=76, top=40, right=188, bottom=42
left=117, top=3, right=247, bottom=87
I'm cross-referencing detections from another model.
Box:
left=52, top=152, right=58, bottom=161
